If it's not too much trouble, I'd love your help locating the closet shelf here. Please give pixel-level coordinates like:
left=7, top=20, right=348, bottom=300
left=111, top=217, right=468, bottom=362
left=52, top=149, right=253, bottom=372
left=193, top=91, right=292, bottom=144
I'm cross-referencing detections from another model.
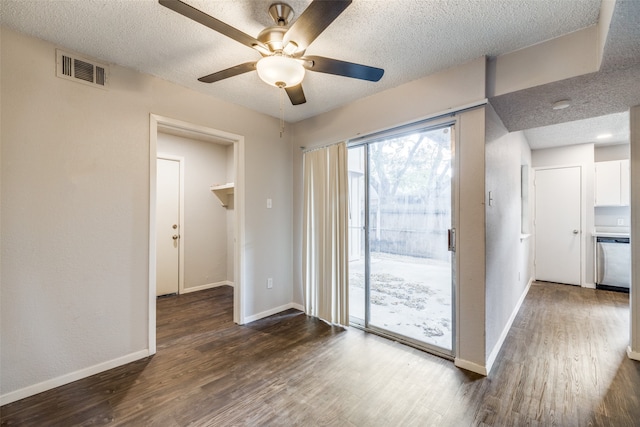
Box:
left=210, top=183, right=234, bottom=207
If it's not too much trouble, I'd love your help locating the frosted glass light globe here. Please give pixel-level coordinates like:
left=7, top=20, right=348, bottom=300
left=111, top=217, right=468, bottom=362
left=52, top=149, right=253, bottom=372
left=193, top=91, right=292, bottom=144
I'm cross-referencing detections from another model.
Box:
left=256, top=55, right=305, bottom=88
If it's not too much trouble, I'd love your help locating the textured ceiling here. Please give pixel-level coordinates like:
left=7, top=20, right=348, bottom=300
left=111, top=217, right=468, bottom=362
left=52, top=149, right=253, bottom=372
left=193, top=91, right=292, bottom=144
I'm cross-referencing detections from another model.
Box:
left=3, top=0, right=637, bottom=151
left=524, top=111, right=629, bottom=150
left=0, top=0, right=601, bottom=123
left=491, top=0, right=640, bottom=148
left=601, top=0, right=640, bottom=72
left=490, top=64, right=640, bottom=131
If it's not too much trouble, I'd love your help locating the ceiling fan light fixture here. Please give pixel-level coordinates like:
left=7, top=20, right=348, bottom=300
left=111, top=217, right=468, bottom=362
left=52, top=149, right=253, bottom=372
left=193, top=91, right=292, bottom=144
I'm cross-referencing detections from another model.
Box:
left=256, top=55, right=305, bottom=88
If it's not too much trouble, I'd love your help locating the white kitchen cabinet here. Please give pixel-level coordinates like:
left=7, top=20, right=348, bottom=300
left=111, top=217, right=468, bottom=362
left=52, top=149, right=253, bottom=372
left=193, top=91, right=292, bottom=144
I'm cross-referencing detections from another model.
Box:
left=595, top=160, right=630, bottom=206
left=620, top=159, right=630, bottom=206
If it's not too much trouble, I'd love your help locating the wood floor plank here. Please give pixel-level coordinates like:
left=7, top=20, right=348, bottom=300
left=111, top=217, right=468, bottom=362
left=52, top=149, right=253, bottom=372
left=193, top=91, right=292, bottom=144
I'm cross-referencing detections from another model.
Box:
left=2, top=282, right=639, bottom=426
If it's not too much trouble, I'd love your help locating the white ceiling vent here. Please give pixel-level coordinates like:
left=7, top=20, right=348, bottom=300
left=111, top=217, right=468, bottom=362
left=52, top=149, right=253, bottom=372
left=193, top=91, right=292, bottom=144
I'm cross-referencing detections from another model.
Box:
left=56, top=49, right=108, bottom=89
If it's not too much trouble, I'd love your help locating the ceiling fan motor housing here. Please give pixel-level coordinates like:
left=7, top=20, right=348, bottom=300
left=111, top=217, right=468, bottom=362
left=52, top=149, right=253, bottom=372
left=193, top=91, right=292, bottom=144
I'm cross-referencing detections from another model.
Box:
left=269, top=3, right=294, bottom=26
left=258, top=26, right=288, bottom=54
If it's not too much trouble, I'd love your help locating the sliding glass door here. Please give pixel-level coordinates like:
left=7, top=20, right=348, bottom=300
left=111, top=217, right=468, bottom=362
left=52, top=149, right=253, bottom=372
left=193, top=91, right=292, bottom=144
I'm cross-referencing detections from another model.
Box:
left=348, top=123, right=455, bottom=354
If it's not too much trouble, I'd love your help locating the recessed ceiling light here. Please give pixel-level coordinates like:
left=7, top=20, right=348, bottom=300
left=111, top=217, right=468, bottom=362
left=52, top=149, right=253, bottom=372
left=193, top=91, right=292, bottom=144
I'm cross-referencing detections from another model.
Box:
left=552, top=99, right=571, bottom=110
left=596, top=133, right=613, bottom=139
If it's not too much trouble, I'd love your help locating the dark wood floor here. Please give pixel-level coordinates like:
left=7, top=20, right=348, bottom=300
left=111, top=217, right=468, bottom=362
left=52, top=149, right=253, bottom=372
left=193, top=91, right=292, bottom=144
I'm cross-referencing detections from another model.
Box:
left=2, top=282, right=639, bottom=426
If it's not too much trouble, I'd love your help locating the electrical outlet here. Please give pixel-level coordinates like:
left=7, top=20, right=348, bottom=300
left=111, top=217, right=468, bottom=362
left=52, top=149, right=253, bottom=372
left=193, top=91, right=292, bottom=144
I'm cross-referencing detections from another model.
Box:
left=617, top=218, right=624, bottom=226
left=267, top=198, right=272, bottom=209
left=267, top=278, right=273, bottom=289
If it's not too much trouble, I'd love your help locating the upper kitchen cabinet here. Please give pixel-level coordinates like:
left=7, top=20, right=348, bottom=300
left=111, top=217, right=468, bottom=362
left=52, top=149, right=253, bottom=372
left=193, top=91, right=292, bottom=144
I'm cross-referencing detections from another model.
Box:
left=595, top=160, right=630, bottom=206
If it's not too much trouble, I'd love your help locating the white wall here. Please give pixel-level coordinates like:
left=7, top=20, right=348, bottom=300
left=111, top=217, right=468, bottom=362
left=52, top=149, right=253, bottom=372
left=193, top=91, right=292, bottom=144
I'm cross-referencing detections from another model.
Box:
left=157, top=132, right=230, bottom=290
left=484, top=104, right=533, bottom=369
left=595, top=143, right=630, bottom=162
left=532, top=144, right=596, bottom=286
left=0, top=27, right=293, bottom=401
left=630, top=105, right=640, bottom=360
left=291, top=57, right=489, bottom=373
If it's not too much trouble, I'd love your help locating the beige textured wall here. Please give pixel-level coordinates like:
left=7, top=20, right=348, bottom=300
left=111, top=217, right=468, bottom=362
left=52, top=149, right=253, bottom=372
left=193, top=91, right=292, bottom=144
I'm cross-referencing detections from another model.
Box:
left=484, top=104, right=533, bottom=370
left=0, top=27, right=292, bottom=400
left=292, top=57, right=489, bottom=372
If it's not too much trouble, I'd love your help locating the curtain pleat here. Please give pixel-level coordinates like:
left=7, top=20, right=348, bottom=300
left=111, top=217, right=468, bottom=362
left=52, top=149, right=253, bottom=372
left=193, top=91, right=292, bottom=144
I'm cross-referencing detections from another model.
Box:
left=302, top=143, right=349, bottom=326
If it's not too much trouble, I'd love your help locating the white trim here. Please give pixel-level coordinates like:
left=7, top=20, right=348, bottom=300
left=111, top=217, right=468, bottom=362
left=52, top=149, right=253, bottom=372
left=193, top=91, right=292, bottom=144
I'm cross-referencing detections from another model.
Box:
left=306, top=99, right=487, bottom=151
left=149, top=119, right=158, bottom=355
left=452, top=118, right=461, bottom=362
left=628, top=346, right=640, bottom=361
left=150, top=114, right=246, bottom=343
left=181, top=281, right=234, bottom=294
left=454, top=357, right=488, bottom=376
left=0, top=350, right=149, bottom=406
left=485, top=278, right=533, bottom=374
left=532, top=165, right=584, bottom=286
left=348, top=102, right=483, bottom=148
left=243, top=303, right=305, bottom=324
left=289, top=303, right=305, bottom=312
left=156, top=153, right=186, bottom=295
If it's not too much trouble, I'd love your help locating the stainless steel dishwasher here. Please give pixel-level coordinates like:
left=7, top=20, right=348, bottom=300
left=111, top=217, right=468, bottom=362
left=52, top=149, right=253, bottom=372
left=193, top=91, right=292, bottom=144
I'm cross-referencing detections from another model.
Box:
left=596, top=236, right=630, bottom=292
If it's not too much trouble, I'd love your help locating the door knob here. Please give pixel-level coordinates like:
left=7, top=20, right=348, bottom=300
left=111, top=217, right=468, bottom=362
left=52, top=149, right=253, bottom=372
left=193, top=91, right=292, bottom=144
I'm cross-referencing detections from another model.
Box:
left=573, top=230, right=579, bottom=234
left=172, top=235, right=179, bottom=240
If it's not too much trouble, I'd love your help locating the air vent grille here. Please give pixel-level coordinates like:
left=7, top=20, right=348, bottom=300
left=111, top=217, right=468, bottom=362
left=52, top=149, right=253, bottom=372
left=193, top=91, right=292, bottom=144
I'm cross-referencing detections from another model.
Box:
left=56, top=49, right=108, bottom=89
left=95, top=67, right=105, bottom=86
left=62, top=55, right=72, bottom=77
left=74, top=59, right=94, bottom=82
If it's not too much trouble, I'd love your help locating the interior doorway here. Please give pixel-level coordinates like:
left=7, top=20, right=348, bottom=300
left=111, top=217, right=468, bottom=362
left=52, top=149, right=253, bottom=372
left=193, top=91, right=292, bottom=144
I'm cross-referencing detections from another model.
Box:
left=155, top=155, right=184, bottom=296
left=148, top=114, right=245, bottom=355
left=534, top=166, right=582, bottom=285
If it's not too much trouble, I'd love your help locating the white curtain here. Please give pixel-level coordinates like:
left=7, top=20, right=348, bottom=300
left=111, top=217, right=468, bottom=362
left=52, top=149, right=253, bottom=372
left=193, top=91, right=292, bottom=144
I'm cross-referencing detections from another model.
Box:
left=302, top=142, right=349, bottom=326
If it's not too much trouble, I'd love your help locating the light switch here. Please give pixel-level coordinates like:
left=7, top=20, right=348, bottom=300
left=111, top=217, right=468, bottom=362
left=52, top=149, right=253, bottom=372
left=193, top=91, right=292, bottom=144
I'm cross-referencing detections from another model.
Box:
left=267, top=198, right=272, bottom=209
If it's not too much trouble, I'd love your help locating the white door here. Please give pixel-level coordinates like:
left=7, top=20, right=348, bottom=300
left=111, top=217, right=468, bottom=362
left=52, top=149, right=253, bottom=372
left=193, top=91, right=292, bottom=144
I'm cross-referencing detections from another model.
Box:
left=156, top=158, right=181, bottom=296
left=535, top=166, right=581, bottom=285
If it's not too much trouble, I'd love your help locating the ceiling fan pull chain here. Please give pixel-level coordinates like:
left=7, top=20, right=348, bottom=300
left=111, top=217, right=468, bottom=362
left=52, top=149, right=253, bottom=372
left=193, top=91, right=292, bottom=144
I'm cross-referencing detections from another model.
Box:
left=280, top=88, right=285, bottom=138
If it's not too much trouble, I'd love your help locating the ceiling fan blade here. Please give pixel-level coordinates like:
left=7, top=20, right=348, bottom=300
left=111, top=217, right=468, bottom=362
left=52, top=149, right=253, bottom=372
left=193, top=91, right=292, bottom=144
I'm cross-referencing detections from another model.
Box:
left=159, top=0, right=268, bottom=52
left=198, top=62, right=256, bottom=83
left=284, top=0, right=351, bottom=52
left=285, top=84, right=306, bottom=105
left=303, top=56, right=384, bottom=82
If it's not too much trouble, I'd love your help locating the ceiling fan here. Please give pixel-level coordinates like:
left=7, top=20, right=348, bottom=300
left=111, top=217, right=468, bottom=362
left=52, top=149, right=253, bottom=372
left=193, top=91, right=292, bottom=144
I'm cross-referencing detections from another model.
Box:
left=159, top=0, right=384, bottom=105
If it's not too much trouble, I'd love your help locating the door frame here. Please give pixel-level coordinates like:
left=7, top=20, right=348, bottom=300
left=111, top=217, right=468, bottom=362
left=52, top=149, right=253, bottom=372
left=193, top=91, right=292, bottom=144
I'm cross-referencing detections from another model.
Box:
left=156, top=154, right=185, bottom=295
left=148, top=114, right=246, bottom=355
left=533, top=164, right=585, bottom=286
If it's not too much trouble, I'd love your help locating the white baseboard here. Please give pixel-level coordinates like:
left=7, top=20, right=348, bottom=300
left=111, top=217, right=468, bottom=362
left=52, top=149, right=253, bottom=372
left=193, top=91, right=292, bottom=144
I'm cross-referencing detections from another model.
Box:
left=0, top=349, right=149, bottom=406
left=243, top=302, right=305, bottom=324
left=290, top=302, right=305, bottom=312
left=628, top=346, right=640, bottom=361
left=485, top=277, right=533, bottom=374
left=181, top=280, right=233, bottom=294
left=582, top=282, right=596, bottom=289
left=454, top=357, right=488, bottom=376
